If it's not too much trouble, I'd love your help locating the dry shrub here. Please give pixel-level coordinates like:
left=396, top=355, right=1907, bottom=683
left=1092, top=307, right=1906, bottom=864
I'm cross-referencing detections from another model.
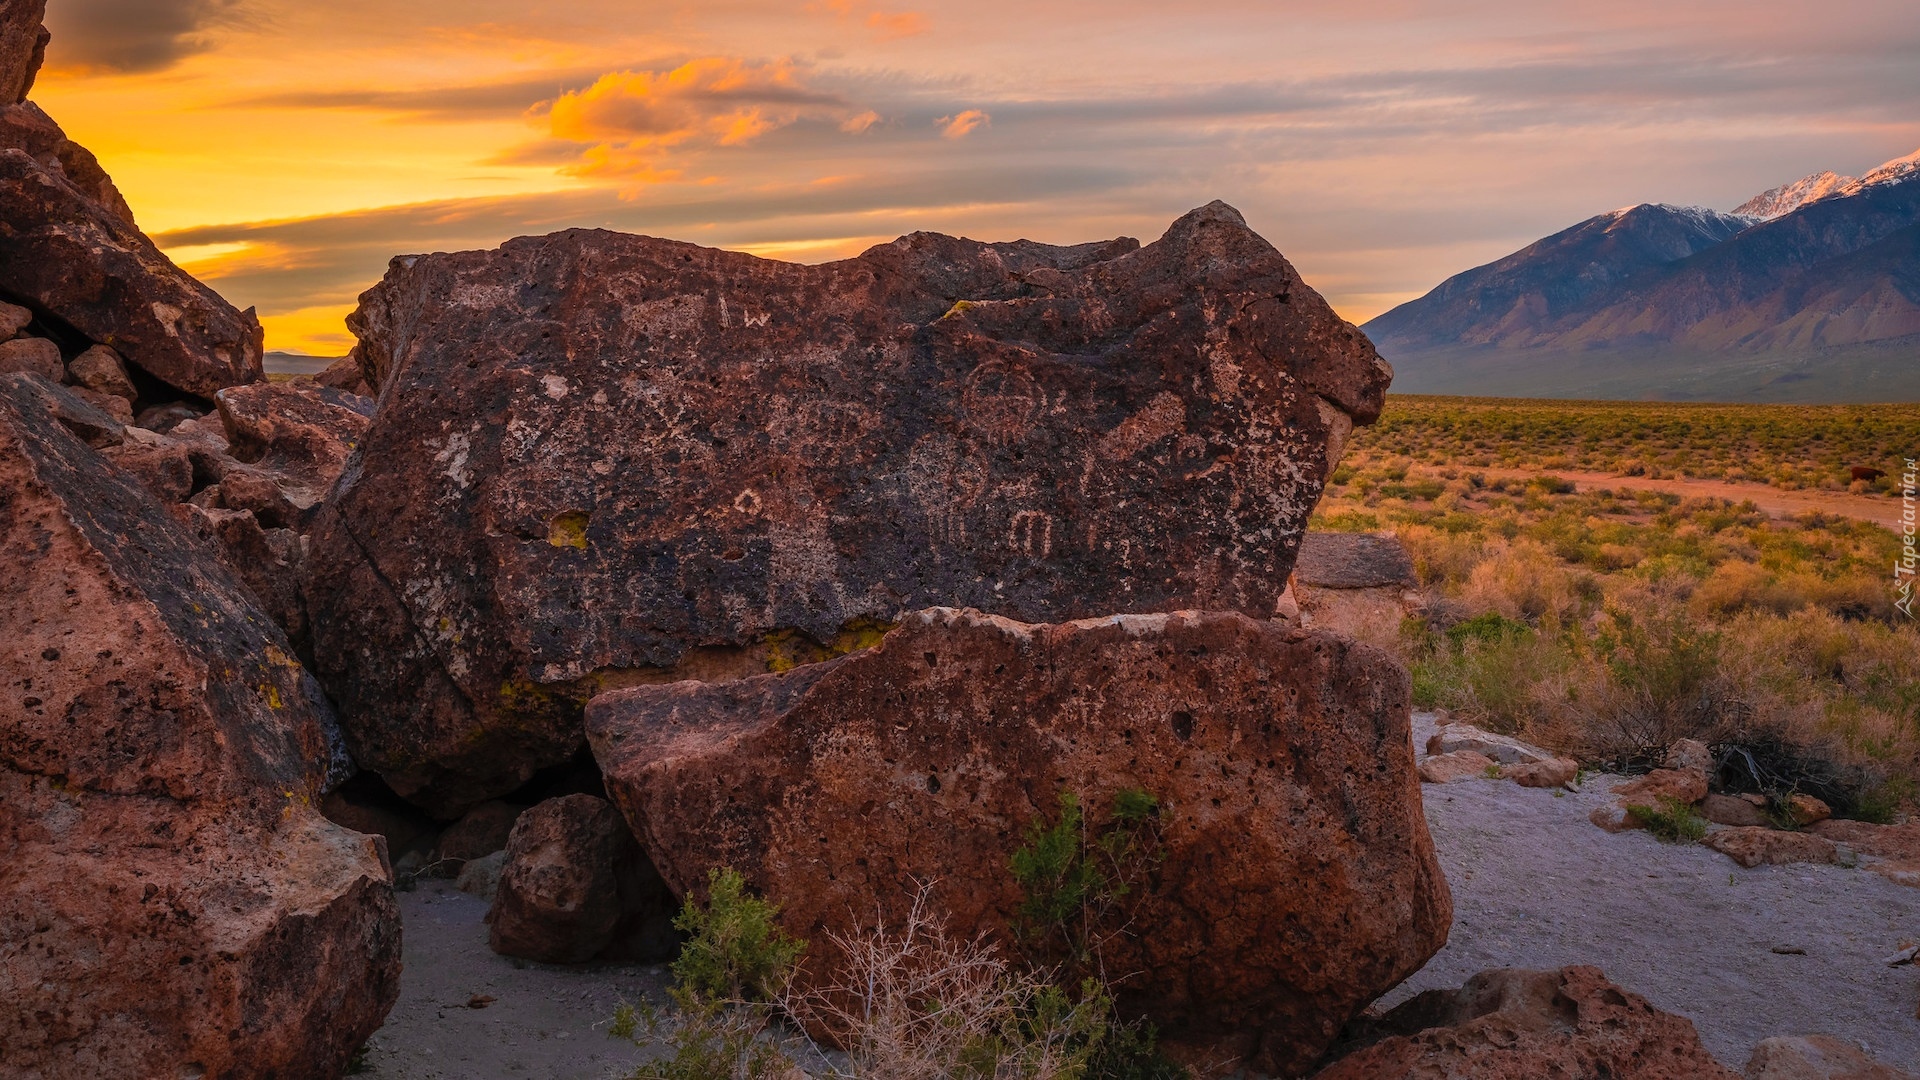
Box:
left=1455, top=539, right=1592, bottom=629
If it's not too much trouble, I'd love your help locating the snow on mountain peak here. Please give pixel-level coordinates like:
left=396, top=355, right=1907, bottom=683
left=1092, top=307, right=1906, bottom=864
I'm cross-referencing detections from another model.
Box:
left=1732, top=171, right=1854, bottom=220
left=1854, top=146, right=1920, bottom=189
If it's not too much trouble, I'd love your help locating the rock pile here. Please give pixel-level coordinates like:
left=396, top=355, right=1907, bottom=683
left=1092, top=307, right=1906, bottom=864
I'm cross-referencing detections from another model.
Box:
left=0, top=9, right=400, bottom=1075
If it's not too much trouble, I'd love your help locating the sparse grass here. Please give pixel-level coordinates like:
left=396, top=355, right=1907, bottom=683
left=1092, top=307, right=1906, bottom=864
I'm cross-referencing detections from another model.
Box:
left=1316, top=395, right=1920, bottom=817
left=1627, top=797, right=1710, bottom=843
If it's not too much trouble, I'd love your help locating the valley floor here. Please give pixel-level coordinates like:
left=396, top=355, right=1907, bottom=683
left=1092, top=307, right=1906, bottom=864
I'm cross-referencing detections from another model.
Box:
left=1470, top=467, right=1905, bottom=531
left=355, top=713, right=1920, bottom=1078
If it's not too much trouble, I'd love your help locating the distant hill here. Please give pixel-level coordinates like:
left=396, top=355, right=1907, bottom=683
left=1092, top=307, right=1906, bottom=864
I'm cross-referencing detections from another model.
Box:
left=262, top=351, right=341, bottom=376
left=1366, top=148, right=1920, bottom=402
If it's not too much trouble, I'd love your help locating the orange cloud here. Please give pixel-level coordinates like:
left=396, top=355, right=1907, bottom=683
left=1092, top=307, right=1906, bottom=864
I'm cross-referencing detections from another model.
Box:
left=939, top=109, right=990, bottom=139
left=806, top=0, right=930, bottom=41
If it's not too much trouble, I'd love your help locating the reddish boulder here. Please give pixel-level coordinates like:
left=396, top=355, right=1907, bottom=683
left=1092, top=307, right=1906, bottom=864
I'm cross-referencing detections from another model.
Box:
left=308, top=204, right=1393, bottom=814
left=209, top=380, right=372, bottom=528
left=0, top=372, right=400, bottom=1077
left=1420, top=750, right=1497, bottom=784
left=103, top=428, right=195, bottom=502
left=1703, top=827, right=1842, bottom=868
left=0, top=334, right=59, bottom=379
left=1612, top=768, right=1708, bottom=808
left=0, top=0, right=46, bottom=105
left=1503, top=756, right=1578, bottom=789
left=488, top=794, right=675, bottom=964
left=1701, top=793, right=1769, bottom=827
left=177, top=504, right=314, bottom=655
left=436, top=800, right=524, bottom=866
left=0, top=75, right=262, bottom=395
left=587, top=608, right=1448, bottom=1074
left=1313, top=966, right=1740, bottom=1079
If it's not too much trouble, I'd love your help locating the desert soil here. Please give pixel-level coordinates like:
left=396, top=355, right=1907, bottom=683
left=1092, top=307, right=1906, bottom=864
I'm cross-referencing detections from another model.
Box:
left=1390, top=712, right=1920, bottom=1070
left=1475, top=467, right=1904, bottom=531
left=358, top=712, right=1920, bottom=1077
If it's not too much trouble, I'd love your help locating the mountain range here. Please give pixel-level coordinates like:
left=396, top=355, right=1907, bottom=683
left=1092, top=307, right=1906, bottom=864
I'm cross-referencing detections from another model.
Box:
left=1365, top=147, right=1920, bottom=402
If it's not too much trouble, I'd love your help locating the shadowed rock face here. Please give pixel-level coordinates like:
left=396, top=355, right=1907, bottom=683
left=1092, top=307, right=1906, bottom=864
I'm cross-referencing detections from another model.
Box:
left=307, top=203, right=1393, bottom=815
left=0, top=372, right=400, bottom=1078
left=0, top=9, right=262, bottom=398
left=587, top=608, right=1447, bottom=1075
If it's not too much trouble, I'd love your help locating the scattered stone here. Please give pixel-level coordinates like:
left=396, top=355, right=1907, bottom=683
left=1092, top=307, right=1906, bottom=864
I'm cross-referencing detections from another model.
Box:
left=1787, top=793, right=1832, bottom=827
left=1504, top=756, right=1579, bottom=789
left=1771, top=945, right=1808, bottom=955
left=1611, top=768, right=1708, bottom=808
left=588, top=608, right=1448, bottom=1075
left=1883, top=944, right=1919, bottom=967
left=1665, top=738, right=1713, bottom=774
left=69, top=383, right=132, bottom=423
left=1590, top=803, right=1646, bottom=834
left=1702, top=793, right=1770, bottom=827
left=0, top=299, right=28, bottom=337
left=437, top=800, right=525, bottom=867
left=0, top=333, right=60, bottom=379
left=66, top=343, right=135, bottom=401
left=0, top=370, right=399, bottom=1076
left=1810, top=819, right=1920, bottom=889
left=101, top=430, right=192, bottom=502
left=1704, top=827, right=1842, bottom=869
left=309, top=204, right=1392, bottom=815
left=1314, top=966, right=1740, bottom=1079
left=456, top=851, right=509, bottom=902
left=1745, top=1034, right=1917, bottom=1079
left=1426, top=723, right=1558, bottom=766
left=1421, top=750, right=1499, bottom=784
left=488, top=794, right=642, bottom=964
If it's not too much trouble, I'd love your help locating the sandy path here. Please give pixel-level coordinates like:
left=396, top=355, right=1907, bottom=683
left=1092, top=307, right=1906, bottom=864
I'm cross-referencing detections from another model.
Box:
left=1393, top=713, right=1920, bottom=1069
left=355, top=883, right=666, bottom=1079
left=1472, top=467, right=1905, bottom=530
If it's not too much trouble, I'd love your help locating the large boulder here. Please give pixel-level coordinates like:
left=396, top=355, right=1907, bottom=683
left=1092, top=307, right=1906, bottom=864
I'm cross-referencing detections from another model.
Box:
left=307, top=203, right=1393, bottom=814
left=1313, top=966, right=1741, bottom=1079
left=586, top=608, right=1448, bottom=1074
left=0, top=372, right=401, bottom=1077
left=0, top=13, right=262, bottom=397
left=487, top=793, right=677, bottom=964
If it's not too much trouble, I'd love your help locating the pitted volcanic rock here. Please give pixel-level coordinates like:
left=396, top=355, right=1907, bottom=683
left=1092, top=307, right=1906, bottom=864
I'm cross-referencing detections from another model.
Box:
left=307, top=202, right=1392, bottom=813
left=0, top=371, right=400, bottom=1078
left=587, top=607, right=1446, bottom=1075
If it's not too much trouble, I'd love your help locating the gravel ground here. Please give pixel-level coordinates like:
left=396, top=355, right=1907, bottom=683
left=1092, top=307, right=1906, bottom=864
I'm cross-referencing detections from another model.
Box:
left=1393, top=712, right=1920, bottom=1071
left=354, top=883, right=666, bottom=1080
left=357, top=713, right=1920, bottom=1077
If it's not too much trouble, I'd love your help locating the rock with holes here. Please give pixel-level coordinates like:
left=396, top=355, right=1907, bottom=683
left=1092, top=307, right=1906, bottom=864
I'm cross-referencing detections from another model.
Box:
left=0, top=371, right=400, bottom=1078
left=1314, top=966, right=1740, bottom=1079
left=586, top=608, right=1448, bottom=1075
left=306, top=203, right=1393, bottom=815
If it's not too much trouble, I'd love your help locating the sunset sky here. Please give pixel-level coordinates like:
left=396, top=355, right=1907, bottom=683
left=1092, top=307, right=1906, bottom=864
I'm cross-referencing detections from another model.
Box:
left=31, top=0, right=1920, bottom=355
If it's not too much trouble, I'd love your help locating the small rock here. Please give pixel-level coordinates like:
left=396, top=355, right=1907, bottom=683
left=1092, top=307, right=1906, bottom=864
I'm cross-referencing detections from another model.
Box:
left=1665, top=738, right=1713, bottom=774
left=488, top=794, right=630, bottom=964
left=1419, top=749, right=1497, bottom=784
left=0, top=300, right=30, bottom=338
left=101, top=433, right=193, bottom=503
left=1770, top=945, right=1807, bottom=955
left=1590, top=804, right=1645, bottom=834
left=1881, top=945, right=1918, bottom=967
left=456, top=850, right=508, bottom=902
left=1746, top=1033, right=1916, bottom=1079
left=1810, top=819, right=1920, bottom=862
left=1702, top=793, right=1770, bottom=827
left=1611, top=768, right=1707, bottom=807
left=1787, top=793, right=1832, bottom=827
left=1503, top=756, right=1579, bottom=789
left=1426, top=723, right=1557, bottom=765
left=0, top=335, right=61, bottom=380
left=70, top=384, right=133, bottom=423
left=1704, top=827, right=1841, bottom=869
left=1315, top=966, right=1741, bottom=1079
left=67, top=344, right=137, bottom=401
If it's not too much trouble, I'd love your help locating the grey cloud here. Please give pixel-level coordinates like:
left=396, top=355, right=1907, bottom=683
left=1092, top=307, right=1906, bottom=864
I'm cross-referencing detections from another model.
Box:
left=44, top=0, right=237, bottom=73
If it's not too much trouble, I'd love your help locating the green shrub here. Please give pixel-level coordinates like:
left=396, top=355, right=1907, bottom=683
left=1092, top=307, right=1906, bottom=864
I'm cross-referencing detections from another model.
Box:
left=1626, top=796, right=1708, bottom=843
left=672, top=867, right=806, bottom=1004
left=1009, top=789, right=1161, bottom=975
